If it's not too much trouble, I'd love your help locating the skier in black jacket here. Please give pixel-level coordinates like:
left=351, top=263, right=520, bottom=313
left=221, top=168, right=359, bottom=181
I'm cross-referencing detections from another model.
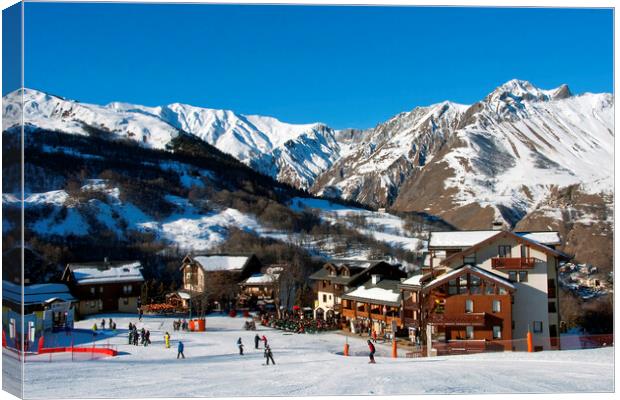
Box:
left=254, top=334, right=260, bottom=349
left=367, top=340, right=376, bottom=364
left=237, top=337, right=244, bottom=355
left=264, top=344, right=275, bottom=365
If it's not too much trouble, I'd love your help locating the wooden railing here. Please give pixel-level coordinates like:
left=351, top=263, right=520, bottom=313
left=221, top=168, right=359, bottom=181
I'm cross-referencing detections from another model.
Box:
left=491, top=257, right=536, bottom=270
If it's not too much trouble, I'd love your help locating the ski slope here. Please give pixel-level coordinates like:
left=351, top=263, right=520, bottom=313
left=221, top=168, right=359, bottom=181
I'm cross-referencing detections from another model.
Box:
left=13, top=314, right=614, bottom=397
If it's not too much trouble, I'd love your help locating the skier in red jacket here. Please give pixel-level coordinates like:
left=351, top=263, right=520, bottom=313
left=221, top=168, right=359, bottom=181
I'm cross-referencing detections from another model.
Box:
left=367, top=340, right=376, bottom=363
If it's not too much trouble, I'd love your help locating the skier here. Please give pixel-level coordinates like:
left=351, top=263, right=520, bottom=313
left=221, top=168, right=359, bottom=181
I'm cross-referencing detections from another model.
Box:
left=133, top=328, right=139, bottom=346
left=367, top=340, right=376, bottom=364
left=139, top=308, right=143, bottom=321
left=264, top=344, right=275, bottom=365
left=177, top=341, right=185, bottom=359
left=128, top=329, right=133, bottom=345
left=164, top=332, right=171, bottom=348
left=262, top=335, right=268, bottom=347
left=254, top=334, right=260, bottom=349
left=140, top=328, right=146, bottom=345
left=92, top=323, right=98, bottom=337
left=144, top=330, right=151, bottom=346
left=372, top=330, right=377, bottom=343
left=109, top=318, right=113, bottom=329
left=101, top=319, right=106, bottom=330
left=237, top=337, right=244, bottom=355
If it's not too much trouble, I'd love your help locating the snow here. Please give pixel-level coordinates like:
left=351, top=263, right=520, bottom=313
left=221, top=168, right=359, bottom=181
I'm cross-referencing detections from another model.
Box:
left=344, top=284, right=401, bottom=304
left=402, top=274, right=424, bottom=286
left=176, top=291, right=191, bottom=300
left=425, top=264, right=515, bottom=289
left=14, top=314, right=613, bottom=397
left=243, top=273, right=277, bottom=285
left=194, top=255, right=249, bottom=272
left=2, top=281, right=75, bottom=305
left=429, top=230, right=560, bottom=248
left=69, top=262, right=144, bottom=285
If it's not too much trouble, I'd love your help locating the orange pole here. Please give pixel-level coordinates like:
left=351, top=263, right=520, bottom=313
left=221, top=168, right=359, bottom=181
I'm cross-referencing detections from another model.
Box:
left=344, top=343, right=349, bottom=356
left=527, top=331, right=533, bottom=353
left=392, top=338, right=398, bottom=358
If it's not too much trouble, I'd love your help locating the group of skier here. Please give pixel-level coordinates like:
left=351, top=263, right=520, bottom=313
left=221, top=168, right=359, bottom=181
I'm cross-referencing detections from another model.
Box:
left=235, top=334, right=275, bottom=365
left=172, top=319, right=189, bottom=331
left=128, top=322, right=151, bottom=346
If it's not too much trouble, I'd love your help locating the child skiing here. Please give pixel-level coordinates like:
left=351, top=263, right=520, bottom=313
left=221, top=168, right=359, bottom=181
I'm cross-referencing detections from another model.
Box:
left=237, top=337, right=244, bottom=355
left=177, top=341, right=185, bottom=359
left=254, top=334, right=260, bottom=349
left=262, top=335, right=268, bottom=348
left=264, top=344, right=275, bottom=365
left=367, top=340, right=376, bottom=364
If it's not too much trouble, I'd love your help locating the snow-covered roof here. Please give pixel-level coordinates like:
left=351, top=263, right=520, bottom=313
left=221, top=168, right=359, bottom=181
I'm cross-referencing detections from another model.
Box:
left=243, top=273, right=278, bottom=285
left=194, top=255, right=249, bottom=272
left=69, top=262, right=144, bottom=285
left=429, top=230, right=560, bottom=248
left=3, top=280, right=76, bottom=305
left=401, top=274, right=424, bottom=286
left=424, top=265, right=515, bottom=291
left=177, top=291, right=191, bottom=300
left=342, top=280, right=402, bottom=306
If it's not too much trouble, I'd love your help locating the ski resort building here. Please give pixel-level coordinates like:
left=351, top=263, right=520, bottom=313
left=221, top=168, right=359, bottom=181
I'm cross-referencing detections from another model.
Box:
left=61, top=259, right=144, bottom=316
left=404, top=229, right=567, bottom=352
left=180, top=254, right=262, bottom=311
left=309, top=261, right=405, bottom=323
left=238, top=265, right=284, bottom=310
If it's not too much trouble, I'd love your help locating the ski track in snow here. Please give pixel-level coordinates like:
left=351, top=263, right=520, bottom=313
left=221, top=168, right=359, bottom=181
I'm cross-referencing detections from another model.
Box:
left=12, top=314, right=614, bottom=398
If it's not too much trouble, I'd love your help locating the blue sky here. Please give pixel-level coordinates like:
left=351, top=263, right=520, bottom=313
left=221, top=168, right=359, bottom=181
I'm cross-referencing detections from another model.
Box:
left=17, top=4, right=614, bottom=129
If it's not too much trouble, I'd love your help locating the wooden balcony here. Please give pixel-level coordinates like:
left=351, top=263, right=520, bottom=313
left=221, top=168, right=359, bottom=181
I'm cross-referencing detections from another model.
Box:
left=428, top=312, right=487, bottom=327
left=491, top=257, right=535, bottom=270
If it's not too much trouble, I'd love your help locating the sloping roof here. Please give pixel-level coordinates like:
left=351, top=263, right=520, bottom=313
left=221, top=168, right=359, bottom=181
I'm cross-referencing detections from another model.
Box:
left=341, top=279, right=402, bottom=307
left=401, top=274, right=425, bottom=286
left=242, top=273, right=278, bottom=285
left=422, top=265, right=516, bottom=292
left=193, top=255, right=249, bottom=272
left=66, top=261, right=143, bottom=285
left=3, top=280, right=76, bottom=305
left=439, top=230, right=567, bottom=267
left=309, top=263, right=367, bottom=285
left=429, top=230, right=561, bottom=249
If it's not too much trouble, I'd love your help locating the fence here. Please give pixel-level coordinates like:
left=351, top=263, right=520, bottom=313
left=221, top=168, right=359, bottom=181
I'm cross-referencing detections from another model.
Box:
left=3, top=336, right=118, bottom=363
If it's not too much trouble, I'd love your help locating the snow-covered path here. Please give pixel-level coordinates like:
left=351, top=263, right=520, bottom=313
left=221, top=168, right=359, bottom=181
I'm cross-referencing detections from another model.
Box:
left=13, top=314, right=614, bottom=398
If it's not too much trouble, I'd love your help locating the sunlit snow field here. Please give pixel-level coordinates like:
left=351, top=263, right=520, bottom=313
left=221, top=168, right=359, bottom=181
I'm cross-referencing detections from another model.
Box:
left=5, top=314, right=613, bottom=398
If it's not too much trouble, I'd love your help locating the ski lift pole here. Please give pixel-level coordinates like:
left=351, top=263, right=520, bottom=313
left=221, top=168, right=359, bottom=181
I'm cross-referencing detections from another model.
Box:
left=344, top=336, right=349, bottom=356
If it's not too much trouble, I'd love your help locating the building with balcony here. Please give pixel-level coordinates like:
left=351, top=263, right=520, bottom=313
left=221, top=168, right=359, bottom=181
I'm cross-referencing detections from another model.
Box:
left=422, top=229, right=568, bottom=351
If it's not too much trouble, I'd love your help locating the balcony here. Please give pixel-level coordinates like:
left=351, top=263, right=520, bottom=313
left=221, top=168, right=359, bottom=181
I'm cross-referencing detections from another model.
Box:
left=428, top=312, right=487, bottom=327
left=491, top=257, right=535, bottom=270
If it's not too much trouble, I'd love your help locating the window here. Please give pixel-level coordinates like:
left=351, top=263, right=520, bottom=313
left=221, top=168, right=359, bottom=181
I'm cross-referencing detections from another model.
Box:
left=464, top=255, right=476, bottom=264
left=459, top=276, right=468, bottom=294
left=498, top=287, right=507, bottom=295
left=485, top=283, right=495, bottom=295
left=548, top=301, right=557, bottom=313
left=328, top=295, right=332, bottom=300
left=465, top=299, right=473, bottom=313
left=123, top=285, right=132, bottom=295
left=322, top=294, right=327, bottom=303
left=448, top=279, right=457, bottom=295
left=89, top=300, right=96, bottom=308
left=99, top=287, right=103, bottom=293
left=123, top=298, right=129, bottom=305
left=508, top=271, right=517, bottom=282
left=492, top=300, right=501, bottom=313
left=465, top=326, right=474, bottom=339
left=533, top=321, right=543, bottom=333
left=493, top=326, right=502, bottom=339
left=470, top=275, right=481, bottom=294
left=518, top=271, right=528, bottom=282
left=550, top=324, right=558, bottom=338
left=498, top=245, right=511, bottom=258
left=90, top=287, right=95, bottom=294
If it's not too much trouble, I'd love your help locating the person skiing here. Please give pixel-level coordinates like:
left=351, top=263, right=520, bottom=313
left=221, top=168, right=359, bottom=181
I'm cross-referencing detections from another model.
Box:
left=139, top=308, right=144, bottom=321
left=237, top=337, right=244, bottom=355
left=101, top=319, right=106, bottom=330
left=128, top=329, right=133, bottom=344
left=254, top=334, right=260, bottom=349
left=367, top=340, right=376, bottom=364
left=177, top=341, right=185, bottom=359
left=264, top=344, right=275, bottom=365
left=133, top=328, right=139, bottom=346
left=372, top=330, right=377, bottom=343
left=262, top=335, right=268, bottom=347
left=144, top=330, right=151, bottom=346
left=140, top=328, right=146, bottom=345
left=164, top=332, right=171, bottom=348
left=109, top=318, right=113, bottom=329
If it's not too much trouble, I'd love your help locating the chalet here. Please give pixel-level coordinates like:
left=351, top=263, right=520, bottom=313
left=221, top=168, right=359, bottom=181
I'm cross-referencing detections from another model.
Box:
left=238, top=265, right=283, bottom=309
left=341, top=271, right=407, bottom=337
left=180, top=254, right=262, bottom=311
left=406, top=229, right=568, bottom=352
left=309, top=261, right=405, bottom=321
left=61, top=259, right=144, bottom=316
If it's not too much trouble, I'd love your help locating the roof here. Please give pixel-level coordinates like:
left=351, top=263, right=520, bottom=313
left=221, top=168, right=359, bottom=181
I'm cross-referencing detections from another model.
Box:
left=423, top=265, right=516, bottom=292
left=177, top=291, right=191, bottom=300
left=429, top=230, right=561, bottom=249
left=242, top=273, right=278, bottom=285
left=439, top=231, right=567, bottom=267
left=308, top=263, right=368, bottom=285
left=193, top=255, right=249, bottom=272
left=341, top=279, right=402, bottom=307
left=401, top=274, right=425, bottom=287
left=66, top=261, right=144, bottom=285
left=2, top=280, right=76, bottom=305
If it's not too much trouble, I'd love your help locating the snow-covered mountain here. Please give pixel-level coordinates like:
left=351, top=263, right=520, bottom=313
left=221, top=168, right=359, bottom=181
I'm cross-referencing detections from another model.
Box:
left=3, top=89, right=342, bottom=189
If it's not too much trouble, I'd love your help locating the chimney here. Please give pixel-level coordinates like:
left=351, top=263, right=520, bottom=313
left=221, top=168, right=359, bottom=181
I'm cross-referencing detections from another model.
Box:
left=492, top=221, right=504, bottom=231
left=371, top=274, right=381, bottom=285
